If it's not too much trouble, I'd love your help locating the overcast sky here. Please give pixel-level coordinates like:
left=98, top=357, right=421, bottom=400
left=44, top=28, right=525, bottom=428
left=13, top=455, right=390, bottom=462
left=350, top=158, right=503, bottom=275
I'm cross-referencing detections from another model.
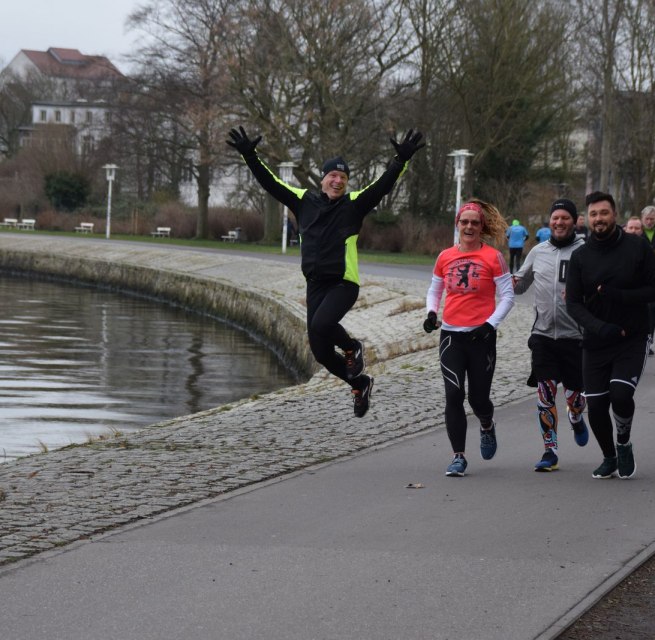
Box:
left=1, top=0, right=141, bottom=73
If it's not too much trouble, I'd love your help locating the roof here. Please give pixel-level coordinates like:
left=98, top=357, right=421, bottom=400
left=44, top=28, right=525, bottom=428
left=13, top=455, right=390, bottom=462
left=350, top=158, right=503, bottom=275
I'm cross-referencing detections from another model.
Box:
left=20, top=48, right=124, bottom=81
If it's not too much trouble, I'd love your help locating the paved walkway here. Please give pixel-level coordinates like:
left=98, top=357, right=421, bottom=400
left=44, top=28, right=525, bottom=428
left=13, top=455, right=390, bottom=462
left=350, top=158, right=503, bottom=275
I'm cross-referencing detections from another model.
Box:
left=0, top=237, right=654, bottom=639
left=0, top=236, right=534, bottom=563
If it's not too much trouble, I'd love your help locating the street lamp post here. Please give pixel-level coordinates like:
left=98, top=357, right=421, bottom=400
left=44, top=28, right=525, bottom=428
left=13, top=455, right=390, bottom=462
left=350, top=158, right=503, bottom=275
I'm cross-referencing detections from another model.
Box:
left=278, top=162, right=295, bottom=254
left=448, top=150, right=473, bottom=245
left=102, top=164, right=118, bottom=240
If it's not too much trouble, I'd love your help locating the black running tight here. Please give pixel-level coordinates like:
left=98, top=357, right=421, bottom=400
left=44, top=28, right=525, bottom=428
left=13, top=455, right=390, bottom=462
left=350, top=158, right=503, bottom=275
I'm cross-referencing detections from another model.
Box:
left=439, top=329, right=497, bottom=453
left=586, top=383, right=636, bottom=458
left=306, top=279, right=359, bottom=386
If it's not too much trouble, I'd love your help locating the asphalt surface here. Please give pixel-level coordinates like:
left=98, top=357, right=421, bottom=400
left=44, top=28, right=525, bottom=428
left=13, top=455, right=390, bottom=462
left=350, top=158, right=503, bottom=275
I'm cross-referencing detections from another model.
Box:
left=0, top=236, right=653, bottom=640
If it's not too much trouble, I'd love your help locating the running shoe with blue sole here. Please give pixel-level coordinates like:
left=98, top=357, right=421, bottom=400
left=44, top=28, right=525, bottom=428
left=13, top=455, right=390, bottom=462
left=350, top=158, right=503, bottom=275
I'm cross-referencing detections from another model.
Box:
left=480, top=422, right=497, bottom=460
left=570, top=415, right=589, bottom=447
left=445, top=455, right=468, bottom=477
left=534, top=449, right=559, bottom=472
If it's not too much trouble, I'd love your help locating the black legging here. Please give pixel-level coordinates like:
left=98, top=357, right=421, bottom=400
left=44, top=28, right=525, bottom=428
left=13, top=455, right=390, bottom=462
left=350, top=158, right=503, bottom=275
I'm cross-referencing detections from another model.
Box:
left=586, top=386, right=635, bottom=458
left=439, top=329, right=497, bottom=452
left=508, top=248, right=523, bottom=274
left=306, top=279, right=359, bottom=387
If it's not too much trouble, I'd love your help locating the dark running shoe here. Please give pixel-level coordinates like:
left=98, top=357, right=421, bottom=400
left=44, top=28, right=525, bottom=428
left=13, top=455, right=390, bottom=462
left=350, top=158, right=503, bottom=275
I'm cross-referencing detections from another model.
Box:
left=534, top=450, right=559, bottom=472
left=352, top=375, right=374, bottom=418
left=445, top=454, right=468, bottom=477
left=592, top=456, right=618, bottom=479
left=344, top=339, right=365, bottom=380
left=617, top=442, right=636, bottom=479
left=480, top=422, right=497, bottom=460
left=569, top=414, right=589, bottom=447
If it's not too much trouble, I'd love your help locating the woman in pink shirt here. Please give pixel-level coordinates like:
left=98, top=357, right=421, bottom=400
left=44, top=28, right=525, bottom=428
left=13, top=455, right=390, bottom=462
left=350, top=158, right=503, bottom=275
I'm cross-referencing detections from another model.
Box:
left=424, top=200, right=514, bottom=476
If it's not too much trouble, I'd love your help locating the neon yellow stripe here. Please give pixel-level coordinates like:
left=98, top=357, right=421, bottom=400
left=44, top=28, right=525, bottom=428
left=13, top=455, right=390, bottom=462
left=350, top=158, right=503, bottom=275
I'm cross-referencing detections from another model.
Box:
left=259, top=159, right=307, bottom=199
left=344, top=235, right=359, bottom=284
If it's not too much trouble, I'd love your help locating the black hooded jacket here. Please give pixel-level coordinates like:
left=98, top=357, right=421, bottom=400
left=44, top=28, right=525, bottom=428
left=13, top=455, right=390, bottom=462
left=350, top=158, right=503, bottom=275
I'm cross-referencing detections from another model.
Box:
left=240, top=153, right=407, bottom=284
left=566, top=226, right=655, bottom=349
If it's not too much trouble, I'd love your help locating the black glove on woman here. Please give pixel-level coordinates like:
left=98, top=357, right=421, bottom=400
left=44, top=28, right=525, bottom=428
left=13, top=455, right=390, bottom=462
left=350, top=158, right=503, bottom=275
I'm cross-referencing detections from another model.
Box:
left=470, top=322, right=495, bottom=341
left=423, top=311, right=441, bottom=333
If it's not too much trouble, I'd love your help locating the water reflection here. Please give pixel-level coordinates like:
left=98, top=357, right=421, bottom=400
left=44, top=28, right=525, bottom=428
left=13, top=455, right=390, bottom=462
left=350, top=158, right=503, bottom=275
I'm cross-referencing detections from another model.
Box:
left=0, top=274, right=297, bottom=462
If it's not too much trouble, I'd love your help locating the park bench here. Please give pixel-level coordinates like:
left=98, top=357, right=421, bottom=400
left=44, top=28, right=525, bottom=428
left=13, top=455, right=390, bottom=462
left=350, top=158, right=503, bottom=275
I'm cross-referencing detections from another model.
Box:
left=75, top=222, right=94, bottom=234
left=221, top=228, right=241, bottom=242
left=16, top=219, right=36, bottom=230
left=0, top=218, right=18, bottom=228
left=150, top=227, right=171, bottom=238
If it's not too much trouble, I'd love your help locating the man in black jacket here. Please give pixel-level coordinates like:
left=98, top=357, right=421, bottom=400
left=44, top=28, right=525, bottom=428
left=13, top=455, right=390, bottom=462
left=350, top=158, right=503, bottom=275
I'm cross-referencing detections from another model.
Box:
left=566, top=191, right=655, bottom=479
left=227, top=126, right=424, bottom=417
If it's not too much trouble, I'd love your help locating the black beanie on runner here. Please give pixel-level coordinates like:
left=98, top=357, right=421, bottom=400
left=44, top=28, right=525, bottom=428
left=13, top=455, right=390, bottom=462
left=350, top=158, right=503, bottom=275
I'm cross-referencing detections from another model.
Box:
left=321, top=156, right=350, bottom=178
left=550, top=198, right=578, bottom=223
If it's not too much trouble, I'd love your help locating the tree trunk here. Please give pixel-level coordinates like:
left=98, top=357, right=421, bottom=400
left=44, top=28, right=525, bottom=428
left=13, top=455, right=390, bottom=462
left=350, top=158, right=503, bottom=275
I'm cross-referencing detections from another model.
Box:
left=196, top=162, right=210, bottom=240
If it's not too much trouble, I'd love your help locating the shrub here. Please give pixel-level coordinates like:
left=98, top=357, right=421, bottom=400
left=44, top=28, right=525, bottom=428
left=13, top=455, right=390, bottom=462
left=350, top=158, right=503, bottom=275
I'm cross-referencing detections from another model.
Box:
left=44, top=171, right=91, bottom=211
left=208, top=207, right=263, bottom=242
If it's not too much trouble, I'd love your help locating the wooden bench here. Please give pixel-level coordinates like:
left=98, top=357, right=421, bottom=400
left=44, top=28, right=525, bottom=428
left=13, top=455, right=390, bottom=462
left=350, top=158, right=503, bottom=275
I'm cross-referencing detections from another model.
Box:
left=0, top=218, right=18, bottom=229
left=75, top=222, right=94, bottom=234
left=221, top=229, right=241, bottom=242
left=150, top=226, right=171, bottom=238
left=16, top=219, right=36, bottom=230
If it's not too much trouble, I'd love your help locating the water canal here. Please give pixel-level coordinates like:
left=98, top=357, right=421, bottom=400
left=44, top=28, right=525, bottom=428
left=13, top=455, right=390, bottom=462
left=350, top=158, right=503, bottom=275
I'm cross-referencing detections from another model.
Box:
left=0, top=273, right=297, bottom=462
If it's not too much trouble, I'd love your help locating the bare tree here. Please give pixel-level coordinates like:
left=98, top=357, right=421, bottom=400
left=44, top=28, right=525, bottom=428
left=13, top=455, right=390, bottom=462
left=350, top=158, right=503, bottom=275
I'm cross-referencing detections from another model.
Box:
left=401, top=0, right=472, bottom=221
left=575, top=0, right=626, bottom=193
left=611, top=0, right=655, bottom=210
left=429, top=0, right=578, bottom=211
left=127, top=0, right=235, bottom=238
left=225, top=0, right=412, bottom=189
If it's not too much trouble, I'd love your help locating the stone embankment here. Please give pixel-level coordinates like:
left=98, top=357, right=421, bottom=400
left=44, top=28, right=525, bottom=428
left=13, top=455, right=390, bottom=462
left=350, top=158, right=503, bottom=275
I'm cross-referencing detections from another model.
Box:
left=0, top=236, right=533, bottom=564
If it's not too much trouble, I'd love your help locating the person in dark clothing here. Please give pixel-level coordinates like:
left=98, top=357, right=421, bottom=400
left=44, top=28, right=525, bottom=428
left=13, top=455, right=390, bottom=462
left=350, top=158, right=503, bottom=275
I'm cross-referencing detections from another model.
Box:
left=639, top=206, right=655, bottom=354
left=575, top=214, right=589, bottom=240
left=566, top=191, right=655, bottom=479
left=226, top=125, right=424, bottom=417
left=640, top=205, right=655, bottom=249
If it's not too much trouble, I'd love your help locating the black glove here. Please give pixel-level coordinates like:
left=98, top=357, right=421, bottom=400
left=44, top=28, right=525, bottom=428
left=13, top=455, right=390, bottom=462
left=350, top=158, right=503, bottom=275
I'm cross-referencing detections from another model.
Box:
left=597, top=284, right=623, bottom=303
left=423, top=311, right=441, bottom=333
left=390, top=129, right=425, bottom=162
left=470, top=322, right=495, bottom=341
left=226, top=126, right=262, bottom=156
left=598, top=323, right=624, bottom=340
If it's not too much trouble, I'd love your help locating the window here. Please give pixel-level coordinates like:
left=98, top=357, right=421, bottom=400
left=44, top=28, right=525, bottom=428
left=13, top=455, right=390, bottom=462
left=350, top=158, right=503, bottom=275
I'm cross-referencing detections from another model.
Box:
left=86, top=111, right=92, bottom=124
left=182, top=159, right=194, bottom=183
left=82, top=135, right=95, bottom=155
left=70, top=111, right=76, bottom=124
left=55, top=110, right=61, bottom=122
left=39, top=110, right=46, bottom=122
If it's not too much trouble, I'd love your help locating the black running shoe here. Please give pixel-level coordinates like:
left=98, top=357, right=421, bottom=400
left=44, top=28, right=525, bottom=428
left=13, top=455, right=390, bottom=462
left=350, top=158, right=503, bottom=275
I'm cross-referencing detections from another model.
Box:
left=352, top=375, right=374, bottom=418
left=617, top=442, right=636, bottom=479
left=344, top=339, right=365, bottom=380
left=592, top=456, right=618, bottom=479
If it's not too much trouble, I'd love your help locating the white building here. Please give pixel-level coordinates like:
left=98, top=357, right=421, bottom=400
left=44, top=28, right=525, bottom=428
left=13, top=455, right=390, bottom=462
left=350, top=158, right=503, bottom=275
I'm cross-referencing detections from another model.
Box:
left=2, top=47, right=123, bottom=155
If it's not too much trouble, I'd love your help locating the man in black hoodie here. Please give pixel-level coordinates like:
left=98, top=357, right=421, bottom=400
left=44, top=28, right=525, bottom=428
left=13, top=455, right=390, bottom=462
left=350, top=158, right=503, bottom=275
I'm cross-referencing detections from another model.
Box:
left=566, top=191, right=655, bottom=479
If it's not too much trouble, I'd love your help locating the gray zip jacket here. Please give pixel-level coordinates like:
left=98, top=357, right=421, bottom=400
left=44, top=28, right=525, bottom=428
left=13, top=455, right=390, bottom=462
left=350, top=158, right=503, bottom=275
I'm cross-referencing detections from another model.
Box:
left=513, top=236, right=585, bottom=340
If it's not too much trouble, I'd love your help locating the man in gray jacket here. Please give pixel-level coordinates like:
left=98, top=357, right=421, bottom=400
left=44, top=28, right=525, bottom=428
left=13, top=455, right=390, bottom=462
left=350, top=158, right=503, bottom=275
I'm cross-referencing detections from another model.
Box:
left=513, top=199, right=588, bottom=471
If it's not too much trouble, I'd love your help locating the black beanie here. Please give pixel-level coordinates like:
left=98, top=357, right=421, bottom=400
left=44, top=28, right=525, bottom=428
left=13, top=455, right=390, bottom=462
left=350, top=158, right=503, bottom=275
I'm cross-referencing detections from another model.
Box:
left=550, top=198, right=578, bottom=223
left=322, top=156, right=350, bottom=178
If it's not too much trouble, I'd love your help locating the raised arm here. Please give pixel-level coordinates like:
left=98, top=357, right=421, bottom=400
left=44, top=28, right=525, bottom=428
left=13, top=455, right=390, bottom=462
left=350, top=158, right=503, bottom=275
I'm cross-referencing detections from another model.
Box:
left=351, top=130, right=425, bottom=214
left=226, top=126, right=304, bottom=210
